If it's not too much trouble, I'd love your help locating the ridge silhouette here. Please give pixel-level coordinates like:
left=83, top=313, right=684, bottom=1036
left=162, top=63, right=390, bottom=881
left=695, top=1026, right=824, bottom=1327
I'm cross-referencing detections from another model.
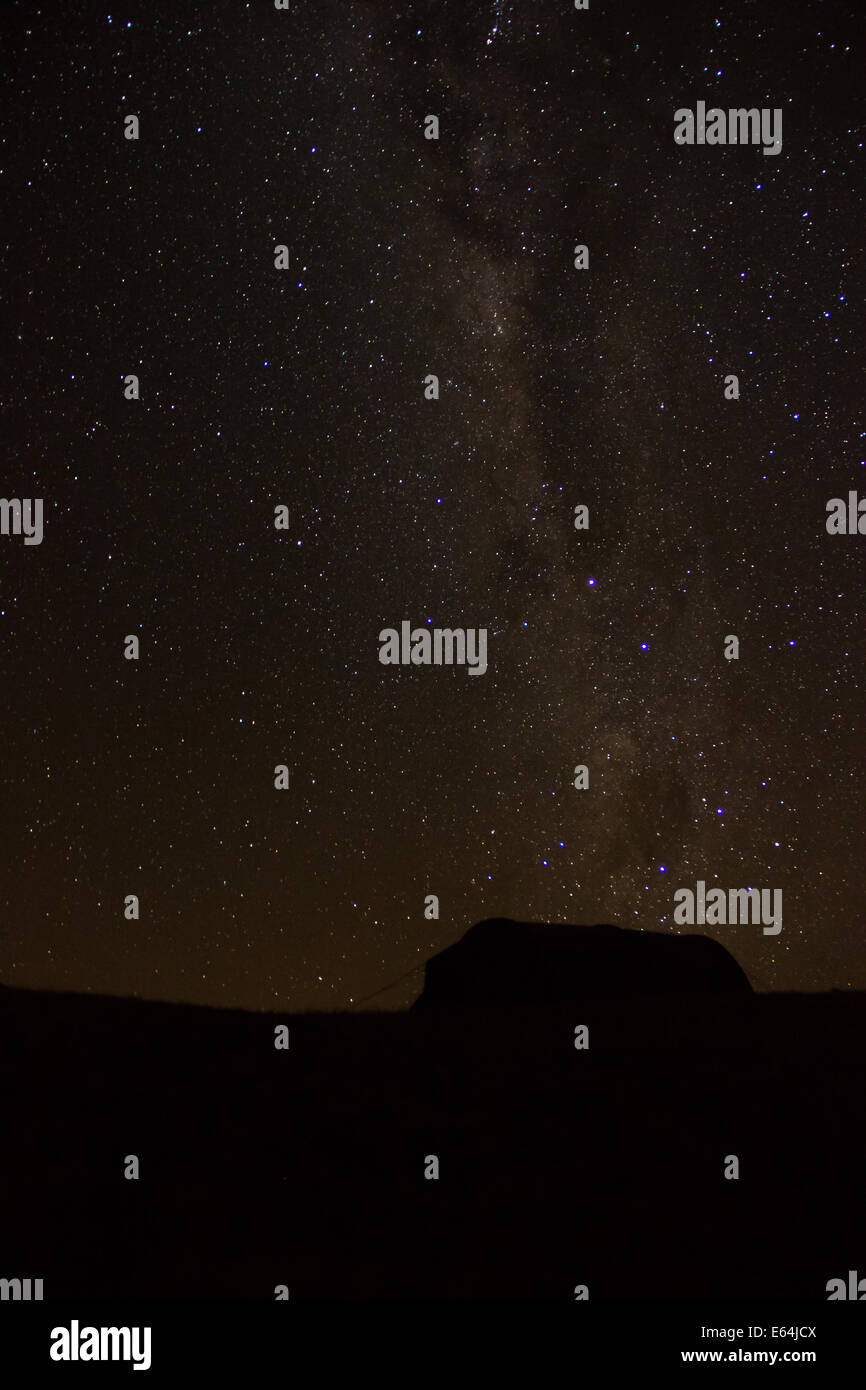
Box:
left=412, top=917, right=753, bottom=1007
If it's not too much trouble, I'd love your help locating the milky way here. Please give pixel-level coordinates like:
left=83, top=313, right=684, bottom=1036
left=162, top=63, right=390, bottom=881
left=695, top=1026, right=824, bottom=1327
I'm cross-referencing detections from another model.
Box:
left=1, top=0, right=861, bottom=1009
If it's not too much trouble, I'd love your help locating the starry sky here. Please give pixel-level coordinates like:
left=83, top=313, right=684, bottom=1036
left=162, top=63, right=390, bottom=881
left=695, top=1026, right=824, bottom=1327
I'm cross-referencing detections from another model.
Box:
left=1, top=0, right=862, bottom=1009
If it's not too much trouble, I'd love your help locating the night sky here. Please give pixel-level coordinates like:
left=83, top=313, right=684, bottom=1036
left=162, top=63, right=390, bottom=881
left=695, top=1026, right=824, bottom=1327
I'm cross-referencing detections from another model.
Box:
left=1, top=0, right=862, bottom=1010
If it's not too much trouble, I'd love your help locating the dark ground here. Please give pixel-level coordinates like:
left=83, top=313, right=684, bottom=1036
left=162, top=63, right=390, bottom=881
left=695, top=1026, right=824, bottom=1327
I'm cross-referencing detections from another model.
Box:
left=1, top=975, right=864, bottom=1300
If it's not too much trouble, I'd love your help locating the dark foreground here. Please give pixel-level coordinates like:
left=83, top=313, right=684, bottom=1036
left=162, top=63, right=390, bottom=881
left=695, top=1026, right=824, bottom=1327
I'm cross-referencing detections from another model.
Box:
left=1, top=983, right=864, bottom=1300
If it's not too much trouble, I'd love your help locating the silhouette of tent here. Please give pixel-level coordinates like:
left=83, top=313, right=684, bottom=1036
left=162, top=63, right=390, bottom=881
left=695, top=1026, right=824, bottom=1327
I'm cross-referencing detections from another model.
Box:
left=412, top=917, right=752, bottom=1007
